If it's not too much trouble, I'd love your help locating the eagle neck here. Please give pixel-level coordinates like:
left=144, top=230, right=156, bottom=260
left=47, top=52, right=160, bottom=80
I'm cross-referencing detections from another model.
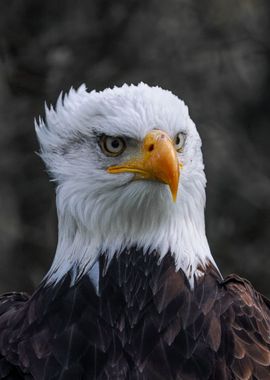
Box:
left=45, top=187, right=219, bottom=286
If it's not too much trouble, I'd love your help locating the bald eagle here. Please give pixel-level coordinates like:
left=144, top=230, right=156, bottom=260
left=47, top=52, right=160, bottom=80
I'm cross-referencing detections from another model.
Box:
left=0, top=83, right=270, bottom=380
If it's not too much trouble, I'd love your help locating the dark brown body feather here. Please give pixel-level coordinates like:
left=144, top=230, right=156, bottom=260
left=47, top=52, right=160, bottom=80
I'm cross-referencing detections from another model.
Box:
left=0, top=248, right=270, bottom=380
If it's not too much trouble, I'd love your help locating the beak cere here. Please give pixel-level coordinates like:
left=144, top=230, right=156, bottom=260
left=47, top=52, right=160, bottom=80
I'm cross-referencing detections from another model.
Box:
left=107, top=129, right=180, bottom=201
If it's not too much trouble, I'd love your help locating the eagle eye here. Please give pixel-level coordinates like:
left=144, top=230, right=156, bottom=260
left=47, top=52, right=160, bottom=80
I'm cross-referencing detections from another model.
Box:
left=100, top=135, right=126, bottom=157
left=175, top=132, right=186, bottom=152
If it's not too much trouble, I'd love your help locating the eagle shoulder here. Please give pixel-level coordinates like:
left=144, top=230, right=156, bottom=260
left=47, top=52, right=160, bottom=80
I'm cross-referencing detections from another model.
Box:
left=220, top=274, right=270, bottom=379
left=0, top=292, right=29, bottom=316
left=0, top=292, right=31, bottom=379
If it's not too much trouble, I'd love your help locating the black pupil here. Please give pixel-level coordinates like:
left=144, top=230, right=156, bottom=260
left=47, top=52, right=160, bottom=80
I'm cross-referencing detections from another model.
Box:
left=176, top=135, right=180, bottom=145
left=111, top=139, right=120, bottom=149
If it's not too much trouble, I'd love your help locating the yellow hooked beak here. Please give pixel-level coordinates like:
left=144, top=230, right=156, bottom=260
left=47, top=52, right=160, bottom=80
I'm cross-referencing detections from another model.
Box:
left=107, top=129, right=181, bottom=202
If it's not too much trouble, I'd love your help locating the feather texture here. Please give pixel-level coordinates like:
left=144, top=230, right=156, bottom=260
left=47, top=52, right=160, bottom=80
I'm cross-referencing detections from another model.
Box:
left=0, top=248, right=270, bottom=379
left=35, top=83, right=215, bottom=284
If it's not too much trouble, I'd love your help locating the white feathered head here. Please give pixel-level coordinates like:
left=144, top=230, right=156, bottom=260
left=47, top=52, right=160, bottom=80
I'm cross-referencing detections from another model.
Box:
left=36, top=83, right=213, bottom=283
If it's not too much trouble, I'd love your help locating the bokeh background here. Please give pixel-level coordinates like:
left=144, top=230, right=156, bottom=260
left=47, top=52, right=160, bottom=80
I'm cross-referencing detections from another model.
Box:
left=0, top=0, right=269, bottom=296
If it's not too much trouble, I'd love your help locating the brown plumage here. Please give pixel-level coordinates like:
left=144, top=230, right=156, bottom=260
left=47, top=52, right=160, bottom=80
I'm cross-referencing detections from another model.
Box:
left=0, top=248, right=270, bottom=379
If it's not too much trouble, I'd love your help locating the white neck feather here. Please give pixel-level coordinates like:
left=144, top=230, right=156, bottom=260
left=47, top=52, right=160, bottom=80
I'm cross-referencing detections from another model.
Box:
left=45, top=171, right=219, bottom=287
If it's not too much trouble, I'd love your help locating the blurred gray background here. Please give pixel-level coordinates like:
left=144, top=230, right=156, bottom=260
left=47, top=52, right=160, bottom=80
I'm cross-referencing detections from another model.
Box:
left=0, top=0, right=269, bottom=296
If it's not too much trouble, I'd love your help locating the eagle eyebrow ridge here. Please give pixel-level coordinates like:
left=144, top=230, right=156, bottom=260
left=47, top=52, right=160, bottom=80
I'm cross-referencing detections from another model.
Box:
left=53, top=131, right=93, bottom=155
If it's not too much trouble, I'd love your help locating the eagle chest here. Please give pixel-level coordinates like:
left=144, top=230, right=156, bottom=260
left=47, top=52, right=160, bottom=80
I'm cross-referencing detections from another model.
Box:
left=9, top=249, right=232, bottom=380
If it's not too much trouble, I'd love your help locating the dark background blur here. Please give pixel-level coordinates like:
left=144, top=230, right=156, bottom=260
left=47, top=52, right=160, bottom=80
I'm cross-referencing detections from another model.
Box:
left=0, top=0, right=270, bottom=296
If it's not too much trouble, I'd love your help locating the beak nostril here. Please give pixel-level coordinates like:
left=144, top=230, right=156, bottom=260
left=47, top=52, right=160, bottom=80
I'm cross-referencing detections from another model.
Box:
left=148, top=144, right=154, bottom=152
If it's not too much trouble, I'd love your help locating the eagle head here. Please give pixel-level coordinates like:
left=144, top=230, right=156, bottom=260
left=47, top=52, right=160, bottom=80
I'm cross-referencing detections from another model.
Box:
left=36, top=83, right=212, bottom=283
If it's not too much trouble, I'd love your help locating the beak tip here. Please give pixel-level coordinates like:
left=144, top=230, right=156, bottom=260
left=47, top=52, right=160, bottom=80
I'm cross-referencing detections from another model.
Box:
left=170, top=185, right=178, bottom=203
left=172, top=193, right=177, bottom=203
left=169, top=172, right=179, bottom=203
